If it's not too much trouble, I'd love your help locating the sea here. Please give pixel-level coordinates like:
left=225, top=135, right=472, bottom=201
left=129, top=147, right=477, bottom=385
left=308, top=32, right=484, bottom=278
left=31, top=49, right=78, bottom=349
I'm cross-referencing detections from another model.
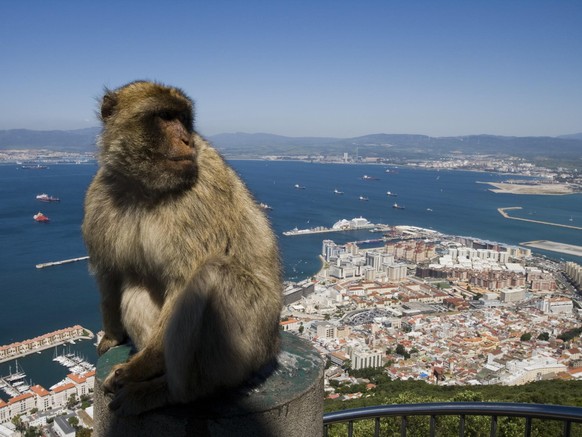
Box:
left=1, top=160, right=581, bottom=396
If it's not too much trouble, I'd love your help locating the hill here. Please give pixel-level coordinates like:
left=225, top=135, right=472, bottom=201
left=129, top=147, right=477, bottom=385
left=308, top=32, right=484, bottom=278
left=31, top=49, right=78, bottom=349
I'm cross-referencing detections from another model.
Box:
left=1, top=128, right=581, bottom=167
left=0, top=128, right=100, bottom=151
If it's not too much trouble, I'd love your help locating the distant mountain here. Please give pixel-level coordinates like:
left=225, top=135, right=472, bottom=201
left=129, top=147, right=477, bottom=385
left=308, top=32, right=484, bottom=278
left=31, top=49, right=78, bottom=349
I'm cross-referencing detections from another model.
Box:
left=208, top=132, right=582, bottom=166
left=1, top=128, right=581, bottom=168
left=0, top=127, right=99, bottom=151
left=558, top=133, right=582, bottom=140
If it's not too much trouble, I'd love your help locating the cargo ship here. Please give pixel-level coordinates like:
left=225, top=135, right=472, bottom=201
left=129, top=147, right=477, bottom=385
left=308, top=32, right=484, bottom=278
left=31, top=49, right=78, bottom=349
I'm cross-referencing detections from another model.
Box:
left=36, top=193, right=60, bottom=202
left=33, top=212, right=50, bottom=222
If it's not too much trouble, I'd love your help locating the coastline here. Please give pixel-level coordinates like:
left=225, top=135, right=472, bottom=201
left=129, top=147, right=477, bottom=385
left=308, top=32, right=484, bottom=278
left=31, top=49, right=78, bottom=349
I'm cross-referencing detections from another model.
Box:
left=478, top=181, right=577, bottom=195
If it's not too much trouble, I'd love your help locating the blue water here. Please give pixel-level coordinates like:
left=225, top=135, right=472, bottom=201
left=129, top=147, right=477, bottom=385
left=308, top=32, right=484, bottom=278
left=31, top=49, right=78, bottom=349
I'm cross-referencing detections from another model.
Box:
left=0, top=161, right=581, bottom=394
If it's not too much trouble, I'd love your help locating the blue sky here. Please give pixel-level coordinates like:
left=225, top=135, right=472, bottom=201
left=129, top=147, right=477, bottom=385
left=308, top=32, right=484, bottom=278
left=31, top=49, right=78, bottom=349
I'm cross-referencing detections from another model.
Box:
left=1, top=1, right=581, bottom=137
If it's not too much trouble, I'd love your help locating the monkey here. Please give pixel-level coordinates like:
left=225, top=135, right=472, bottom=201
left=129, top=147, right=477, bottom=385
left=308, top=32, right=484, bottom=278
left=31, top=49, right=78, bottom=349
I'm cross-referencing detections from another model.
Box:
left=82, top=81, right=283, bottom=416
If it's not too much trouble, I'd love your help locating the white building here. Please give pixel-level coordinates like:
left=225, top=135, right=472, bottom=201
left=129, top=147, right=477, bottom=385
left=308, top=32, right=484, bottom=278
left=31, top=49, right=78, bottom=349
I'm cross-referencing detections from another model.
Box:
left=500, top=288, right=525, bottom=303
left=537, top=297, right=573, bottom=315
left=351, top=349, right=384, bottom=370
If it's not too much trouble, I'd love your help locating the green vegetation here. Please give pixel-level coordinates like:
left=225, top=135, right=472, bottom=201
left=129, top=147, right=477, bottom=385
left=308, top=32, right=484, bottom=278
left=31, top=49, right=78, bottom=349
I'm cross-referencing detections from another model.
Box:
left=558, top=326, right=582, bottom=342
left=325, top=378, right=582, bottom=437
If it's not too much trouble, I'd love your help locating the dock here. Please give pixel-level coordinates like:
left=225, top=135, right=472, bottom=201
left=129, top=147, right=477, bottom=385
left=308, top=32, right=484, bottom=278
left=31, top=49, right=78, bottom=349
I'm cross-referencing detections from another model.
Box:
left=36, top=256, right=89, bottom=269
left=283, top=217, right=379, bottom=236
left=497, top=207, right=582, bottom=231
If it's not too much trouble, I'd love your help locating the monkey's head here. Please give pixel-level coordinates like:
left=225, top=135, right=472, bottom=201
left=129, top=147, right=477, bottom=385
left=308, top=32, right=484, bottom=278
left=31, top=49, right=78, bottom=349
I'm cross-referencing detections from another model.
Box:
left=98, top=81, right=198, bottom=194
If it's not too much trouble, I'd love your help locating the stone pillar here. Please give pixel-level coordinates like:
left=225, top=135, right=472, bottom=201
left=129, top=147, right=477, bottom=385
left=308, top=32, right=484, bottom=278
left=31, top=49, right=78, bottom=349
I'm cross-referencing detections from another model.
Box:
left=93, top=333, right=324, bottom=436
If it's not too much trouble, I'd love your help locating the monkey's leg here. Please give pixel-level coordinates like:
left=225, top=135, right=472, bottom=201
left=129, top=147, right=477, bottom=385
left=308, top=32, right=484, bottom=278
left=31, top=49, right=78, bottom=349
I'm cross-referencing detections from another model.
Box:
left=164, top=260, right=280, bottom=404
left=104, top=287, right=209, bottom=415
left=102, top=286, right=205, bottom=395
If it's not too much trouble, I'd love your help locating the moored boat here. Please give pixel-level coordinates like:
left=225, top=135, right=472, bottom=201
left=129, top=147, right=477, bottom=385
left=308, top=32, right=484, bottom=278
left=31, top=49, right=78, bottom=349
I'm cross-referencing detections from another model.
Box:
left=33, top=212, right=50, bottom=222
left=36, top=193, right=60, bottom=202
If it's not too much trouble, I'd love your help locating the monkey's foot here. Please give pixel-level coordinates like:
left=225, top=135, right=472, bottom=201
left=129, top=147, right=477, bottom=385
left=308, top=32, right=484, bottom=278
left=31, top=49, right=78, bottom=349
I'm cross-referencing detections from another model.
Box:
left=97, top=334, right=123, bottom=356
left=103, top=363, right=131, bottom=394
left=109, top=377, right=171, bottom=416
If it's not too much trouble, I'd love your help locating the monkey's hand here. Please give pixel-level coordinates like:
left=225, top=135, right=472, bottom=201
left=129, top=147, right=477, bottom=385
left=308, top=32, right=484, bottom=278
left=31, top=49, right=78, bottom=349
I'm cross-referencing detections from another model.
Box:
left=97, top=334, right=123, bottom=356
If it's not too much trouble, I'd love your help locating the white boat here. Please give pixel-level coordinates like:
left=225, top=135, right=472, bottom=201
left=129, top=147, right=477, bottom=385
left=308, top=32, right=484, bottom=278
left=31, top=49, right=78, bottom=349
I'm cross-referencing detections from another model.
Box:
left=334, top=189, right=344, bottom=195
left=386, top=191, right=398, bottom=197
left=294, top=184, right=306, bottom=189
left=359, top=196, right=369, bottom=201
left=5, top=361, right=26, bottom=382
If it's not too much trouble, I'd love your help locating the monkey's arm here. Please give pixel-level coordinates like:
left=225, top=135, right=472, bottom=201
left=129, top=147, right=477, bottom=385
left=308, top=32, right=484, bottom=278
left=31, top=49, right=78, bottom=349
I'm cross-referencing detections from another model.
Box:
left=96, top=271, right=127, bottom=355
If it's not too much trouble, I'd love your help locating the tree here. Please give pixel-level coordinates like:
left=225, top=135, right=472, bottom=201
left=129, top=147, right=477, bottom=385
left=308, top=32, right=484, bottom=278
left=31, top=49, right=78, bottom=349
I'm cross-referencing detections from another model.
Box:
left=298, top=323, right=304, bottom=334
left=537, top=332, right=550, bottom=341
left=520, top=332, right=532, bottom=342
left=395, top=344, right=410, bottom=359
left=67, top=394, right=78, bottom=409
left=11, top=415, right=25, bottom=432
left=77, top=428, right=92, bottom=437
left=68, top=416, right=79, bottom=428
left=24, top=427, right=41, bottom=437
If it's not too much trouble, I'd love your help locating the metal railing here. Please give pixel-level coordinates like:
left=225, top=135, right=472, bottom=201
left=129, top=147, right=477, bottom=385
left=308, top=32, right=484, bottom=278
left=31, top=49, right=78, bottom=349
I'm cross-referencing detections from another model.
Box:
left=323, top=402, right=582, bottom=437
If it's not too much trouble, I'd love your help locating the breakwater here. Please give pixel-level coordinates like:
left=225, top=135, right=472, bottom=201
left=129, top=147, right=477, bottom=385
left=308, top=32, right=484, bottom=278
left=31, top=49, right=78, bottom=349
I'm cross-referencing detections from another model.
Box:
left=35, top=256, right=89, bottom=269
left=498, top=207, right=582, bottom=231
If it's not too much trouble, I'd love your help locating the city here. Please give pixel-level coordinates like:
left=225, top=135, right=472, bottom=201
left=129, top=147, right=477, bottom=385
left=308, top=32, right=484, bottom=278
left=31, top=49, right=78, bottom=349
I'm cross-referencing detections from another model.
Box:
left=279, top=224, right=582, bottom=401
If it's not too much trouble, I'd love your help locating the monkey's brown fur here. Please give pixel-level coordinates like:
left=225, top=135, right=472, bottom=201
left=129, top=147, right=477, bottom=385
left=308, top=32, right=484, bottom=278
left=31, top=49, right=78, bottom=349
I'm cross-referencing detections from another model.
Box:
left=82, top=81, right=282, bottom=415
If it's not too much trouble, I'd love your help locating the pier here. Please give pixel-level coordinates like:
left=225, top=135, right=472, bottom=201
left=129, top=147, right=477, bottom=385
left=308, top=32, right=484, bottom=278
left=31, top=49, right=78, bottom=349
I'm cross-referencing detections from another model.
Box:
left=36, top=255, right=89, bottom=269
left=497, top=207, right=582, bottom=231
left=283, top=217, right=379, bottom=236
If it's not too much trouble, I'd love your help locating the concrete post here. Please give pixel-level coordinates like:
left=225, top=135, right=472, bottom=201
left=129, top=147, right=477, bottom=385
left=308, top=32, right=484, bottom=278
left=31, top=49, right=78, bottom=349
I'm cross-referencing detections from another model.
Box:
left=93, top=332, right=323, bottom=436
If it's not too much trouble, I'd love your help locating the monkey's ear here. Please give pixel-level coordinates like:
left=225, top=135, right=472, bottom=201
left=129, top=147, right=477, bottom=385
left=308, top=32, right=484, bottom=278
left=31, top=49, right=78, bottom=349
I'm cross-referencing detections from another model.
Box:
left=101, top=91, right=118, bottom=121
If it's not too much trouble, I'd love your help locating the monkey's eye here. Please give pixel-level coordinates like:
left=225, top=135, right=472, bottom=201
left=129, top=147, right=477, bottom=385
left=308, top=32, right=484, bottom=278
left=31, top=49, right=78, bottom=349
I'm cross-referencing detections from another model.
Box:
left=158, top=111, right=175, bottom=121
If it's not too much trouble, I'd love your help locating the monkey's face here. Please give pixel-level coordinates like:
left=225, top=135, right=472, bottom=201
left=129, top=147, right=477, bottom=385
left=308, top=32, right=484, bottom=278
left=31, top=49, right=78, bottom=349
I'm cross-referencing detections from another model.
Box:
left=99, top=81, right=198, bottom=194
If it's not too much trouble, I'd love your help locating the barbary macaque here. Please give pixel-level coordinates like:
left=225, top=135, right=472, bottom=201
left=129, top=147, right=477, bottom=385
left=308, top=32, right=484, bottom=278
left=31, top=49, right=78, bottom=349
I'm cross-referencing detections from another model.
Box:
left=82, top=81, right=282, bottom=415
